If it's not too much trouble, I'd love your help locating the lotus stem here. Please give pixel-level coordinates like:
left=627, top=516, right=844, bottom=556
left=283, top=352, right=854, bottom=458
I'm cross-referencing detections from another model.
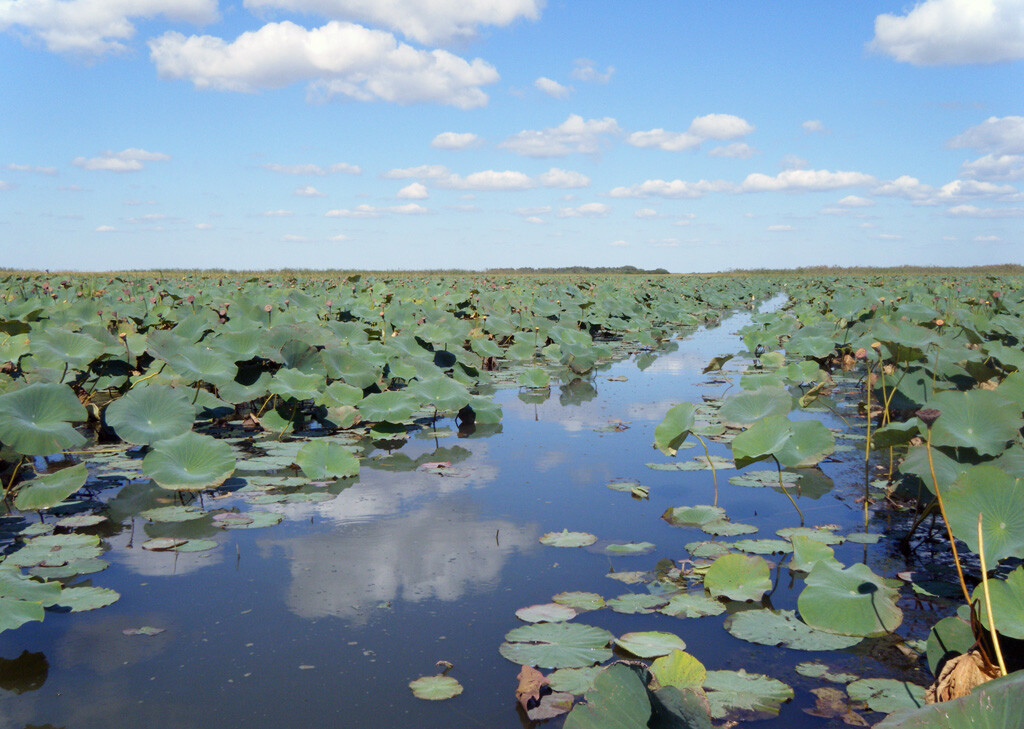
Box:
left=3, top=457, right=25, bottom=504
left=694, top=434, right=718, bottom=507
left=864, top=359, right=873, bottom=464
left=978, top=513, right=1007, bottom=677
left=771, top=455, right=803, bottom=526
left=925, top=428, right=971, bottom=606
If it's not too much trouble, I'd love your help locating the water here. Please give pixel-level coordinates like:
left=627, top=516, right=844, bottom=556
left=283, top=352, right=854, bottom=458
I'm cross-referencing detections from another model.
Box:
left=0, top=304, right=928, bottom=728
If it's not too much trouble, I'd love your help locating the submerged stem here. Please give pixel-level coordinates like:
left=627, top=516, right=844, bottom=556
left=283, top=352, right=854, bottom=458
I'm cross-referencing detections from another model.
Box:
left=978, top=514, right=1008, bottom=677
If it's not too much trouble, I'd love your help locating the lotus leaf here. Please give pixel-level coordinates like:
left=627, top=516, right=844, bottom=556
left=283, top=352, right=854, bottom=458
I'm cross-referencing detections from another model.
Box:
left=703, top=554, right=771, bottom=602
left=0, top=568, right=61, bottom=632
left=925, top=614, right=975, bottom=676
left=944, top=465, right=1024, bottom=565
left=725, top=609, right=861, bottom=650
left=6, top=533, right=102, bottom=568
left=847, top=678, right=926, bottom=714
left=700, top=519, right=757, bottom=537
left=731, top=539, right=792, bottom=555
left=798, top=561, right=902, bottom=637
left=662, top=505, right=725, bottom=528
left=540, top=530, right=597, bottom=548
left=55, top=515, right=105, bottom=529
left=549, top=666, right=601, bottom=694
left=971, top=564, right=1024, bottom=639
left=728, top=469, right=801, bottom=488
left=562, top=663, right=651, bottom=729
left=138, top=505, right=207, bottom=522
left=13, top=463, right=87, bottom=511
left=54, top=586, right=120, bottom=612
left=717, top=387, right=791, bottom=428
left=795, top=661, right=859, bottom=684
left=606, top=594, right=667, bottom=614
left=105, top=385, right=195, bottom=445
left=408, top=675, right=463, bottom=701
left=174, top=539, right=218, bottom=552
left=516, top=603, right=577, bottom=623
left=731, top=415, right=792, bottom=468
left=650, top=650, right=706, bottom=690
left=142, top=537, right=188, bottom=551
left=552, top=592, right=605, bottom=612
left=658, top=592, right=726, bottom=619
left=357, top=390, right=418, bottom=423
left=774, top=419, right=835, bottom=468
left=684, top=541, right=732, bottom=559
left=30, top=558, right=108, bottom=580
left=605, top=542, right=655, bottom=555
left=142, top=432, right=236, bottom=491
left=268, top=368, right=323, bottom=402
left=409, top=375, right=471, bottom=412
left=518, top=368, right=550, bottom=388
left=874, top=667, right=1024, bottom=728
left=703, top=669, right=793, bottom=720
left=499, top=622, right=614, bottom=669
left=614, top=631, right=686, bottom=658
left=777, top=526, right=844, bottom=544
left=217, top=511, right=282, bottom=529
left=0, top=382, right=87, bottom=455
left=654, top=403, right=696, bottom=456
left=788, top=535, right=840, bottom=572
left=295, top=440, right=359, bottom=480
left=927, top=389, right=1021, bottom=456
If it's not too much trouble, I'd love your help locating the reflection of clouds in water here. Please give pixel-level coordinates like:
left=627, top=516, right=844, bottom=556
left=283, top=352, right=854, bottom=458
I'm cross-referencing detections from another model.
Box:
left=535, top=450, right=568, bottom=472
left=260, top=500, right=537, bottom=623
left=56, top=612, right=171, bottom=675
left=106, top=530, right=223, bottom=577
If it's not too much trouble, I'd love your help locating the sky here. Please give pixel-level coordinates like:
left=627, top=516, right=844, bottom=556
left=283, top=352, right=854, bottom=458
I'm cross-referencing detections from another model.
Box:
left=1, top=0, right=1023, bottom=273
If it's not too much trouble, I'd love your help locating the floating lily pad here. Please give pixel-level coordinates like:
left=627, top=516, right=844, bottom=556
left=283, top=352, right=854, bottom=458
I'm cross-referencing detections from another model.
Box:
left=658, top=592, right=726, bottom=619
left=703, top=554, right=771, bottom=602
left=663, top=505, right=725, bottom=528
left=139, top=505, right=207, bottom=523
left=607, top=594, right=668, bottom=614
left=548, top=666, right=601, bottom=694
left=685, top=541, right=732, bottom=559
left=540, top=530, right=597, bottom=548
left=295, top=440, right=360, bottom=480
left=499, top=622, right=614, bottom=669
left=605, top=542, right=655, bottom=555
left=123, top=626, right=165, bottom=636
left=55, top=514, right=106, bottom=529
left=777, top=526, right=844, bottom=545
left=725, top=609, right=861, bottom=650
left=516, top=603, right=577, bottom=623
left=795, top=661, right=859, bottom=684
left=29, top=557, right=108, bottom=580
left=142, top=431, right=236, bottom=491
left=700, top=520, right=757, bottom=537
left=0, top=567, right=61, bottom=632
left=552, top=592, right=605, bottom=612
left=13, top=463, right=88, bottom=512
left=55, top=586, right=120, bottom=612
left=408, top=675, right=463, bottom=701
left=217, top=511, right=282, bottom=529
left=703, top=669, right=793, bottom=720
left=844, top=532, right=883, bottom=544
left=141, top=537, right=188, bottom=551
left=6, top=534, right=102, bottom=568
left=614, top=631, right=687, bottom=658
left=174, top=539, right=218, bottom=553
left=731, top=539, right=792, bottom=555
left=650, top=650, right=706, bottom=690
left=847, top=678, right=926, bottom=714
left=798, top=561, right=903, bottom=637
left=729, top=470, right=802, bottom=488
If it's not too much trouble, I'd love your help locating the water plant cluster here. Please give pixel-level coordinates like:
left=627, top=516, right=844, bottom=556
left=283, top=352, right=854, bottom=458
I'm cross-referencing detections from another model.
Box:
left=0, top=270, right=1021, bottom=728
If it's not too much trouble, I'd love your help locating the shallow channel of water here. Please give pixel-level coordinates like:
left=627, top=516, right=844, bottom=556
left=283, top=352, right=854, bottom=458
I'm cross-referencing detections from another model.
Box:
left=0, top=303, right=927, bottom=728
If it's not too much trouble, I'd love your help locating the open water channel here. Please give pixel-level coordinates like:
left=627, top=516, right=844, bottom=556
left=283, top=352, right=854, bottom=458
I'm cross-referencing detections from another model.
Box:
left=0, top=301, right=930, bottom=728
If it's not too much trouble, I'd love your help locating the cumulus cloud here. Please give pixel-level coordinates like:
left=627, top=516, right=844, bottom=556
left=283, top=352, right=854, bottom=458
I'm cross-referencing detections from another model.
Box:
left=740, top=169, right=875, bottom=192
left=430, top=132, right=481, bottom=150
left=609, top=239, right=629, bottom=247
left=95, top=225, right=116, bottom=232
left=838, top=195, right=874, bottom=207
left=975, top=235, right=1002, bottom=242
left=6, top=163, right=58, bottom=175
left=708, top=142, right=755, bottom=159
left=439, top=169, right=534, bottom=190
left=397, top=182, right=428, bottom=199
left=515, top=206, right=551, bottom=217
left=195, top=222, right=213, bottom=229
left=239, top=0, right=542, bottom=45
left=558, top=202, right=609, bottom=218
left=537, top=167, right=589, bottom=188
left=802, top=119, right=827, bottom=133
left=534, top=76, right=571, bottom=98
left=262, top=209, right=294, bottom=217
left=263, top=162, right=361, bottom=175
left=499, top=114, right=621, bottom=157
left=960, top=154, right=1024, bottom=181
left=947, top=116, right=1024, bottom=155
left=570, top=58, right=613, bottom=83
left=628, top=114, right=754, bottom=153
left=325, top=203, right=429, bottom=216
left=0, top=0, right=217, bottom=54
left=934, top=179, right=1018, bottom=202
left=383, top=164, right=450, bottom=180
left=149, top=21, right=499, bottom=109
left=634, top=208, right=658, bottom=218
left=294, top=185, right=325, bottom=197
left=72, top=148, right=170, bottom=172
left=609, top=178, right=734, bottom=199
left=872, top=175, right=935, bottom=202
left=870, top=0, right=1024, bottom=65
left=767, top=224, right=794, bottom=231
left=947, top=204, right=1024, bottom=217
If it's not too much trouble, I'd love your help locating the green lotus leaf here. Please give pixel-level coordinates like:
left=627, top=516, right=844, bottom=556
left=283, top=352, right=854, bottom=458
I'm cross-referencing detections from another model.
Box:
left=685, top=540, right=732, bottom=558
left=552, top=591, right=605, bottom=612
left=55, top=514, right=105, bottom=529
left=6, top=533, right=102, bottom=568
left=518, top=367, right=550, bottom=388
left=0, top=595, right=47, bottom=633
left=321, top=347, right=382, bottom=389
left=295, top=440, right=359, bottom=480
left=718, top=387, right=791, bottom=428
left=874, top=667, right=1024, bottom=728
left=944, top=465, right=1024, bottom=565
left=794, top=661, right=859, bottom=684
left=408, top=375, right=471, bottom=412
left=147, top=331, right=237, bottom=386
left=971, top=564, right=1024, bottom=640
left=174, top=539, right=218, bottom=552
left=788, top=535, right=841, bottom=572
left=927, top=389, right=1021, bottom=456
left=729, top=469, right=801, bottom=488
left=847, top=678, right=926, bottom=714
left=0, top=567, right=62, bottom=606
left=704, top=554, right=771, bottom=602
left=548, top=666, right=601, bottom=695
left=605, top=542, right=655, bottom=555
left=872, top=419, right=925, bottom=449
left=54, top=586, right=120, bottom=612
left=142, top=432, right=236, bottom=491
left=607, top=594, right=668, bottom=614
left=105, top=385, right=195, bottom=445
left=540, top=529, right=597, bottom=547
left=731, top=539, right=792, bottom=555
left=357, top=390, right=418, bottom=423
left=499, top=622, right=614, bottom=669
left=267, top=368, right=323, bottom=402
left=650, top=650, right=706, bottom=690
left=777, top=526, right=844, bottom=544
left=725, top=609, right=861, bottom=650
left=563, top=663, right=651, bottom=729
left=774, top=419, right=835, bottom=468
left=654, top=403, right=696, bottom=456
left=516, top=603, right=577, bottom=623
left=700, top=519, right=757, bottom=537
left=925, top=614, right=975, bottom=676
left=614, top=631, right=686, bottom=658
left=0, top=382, right=87, bottom=455
left=30, top=557, right=108, bottom=580
left=408, top=675, right=463, bottom=701
left=13, top=463, right=88, bottom=511
left=28, top=328, right=104, bottom=371
left=138, top=505, right=207, bottom=522
left=798, top=561, right=903, bottom=637
left=315, top=381, right=363, bottom=408
left=662, top=505, right=725, bottom=528
left=731, top=415, right=792, bottom=468
left=658, top=592, right=726, bottom=619
left=703, top=669, right=793, bottom=720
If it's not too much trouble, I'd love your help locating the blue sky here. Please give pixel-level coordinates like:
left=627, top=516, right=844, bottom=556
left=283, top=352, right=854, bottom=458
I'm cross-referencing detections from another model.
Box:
left=1, top=0, right=1022, bottom=272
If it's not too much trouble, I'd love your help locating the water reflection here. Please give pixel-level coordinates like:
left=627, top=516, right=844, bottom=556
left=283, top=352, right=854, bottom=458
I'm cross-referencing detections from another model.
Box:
left=0, top=651, right=47, bottom=694
left=261, top=499, right=537, bottom=623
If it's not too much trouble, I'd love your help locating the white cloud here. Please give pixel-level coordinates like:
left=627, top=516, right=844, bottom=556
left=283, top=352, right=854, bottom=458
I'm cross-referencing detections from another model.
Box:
left=634, top=208, right=658, bottom=218
left=390, top=203, right=429, bottom=214
left=262, top=209, right=294, bottom=217
left=239, top=0, right=542, bottom=45
left=430, top=132, right=480, bottom=150
left=523, top=216, right=544, bottom=224
left=515, top=206, right=551, bottom=217
left=781, top=154, right=809, bottom=169
left=95, top=225, right=116, bottom=232
left=872, top=175, right=935, bottom=201
left=609, top=178, right=734, bottom=199
left=6, top=163, right=58, bottom=175
left=439, top=169, right=535, bottom=190
left=537, top=167, right=589, bottom=188
left=960, top=154, right=1024, bottom=181
left=534, top=76, right=571, bottom=99
left=802, top=119, right=827, bottom=133
left=975, top=235, right=1002, bottom=242
left=0, top=0, right=217, bottom=55
left=295, top=185, right=325, bottom=197
left=72, top=148, right=170, bottom=172
left=558, top=202, right=609, bottom=217
left=263, top=162, right=361, bottom=175
left=628, top=114, right=754, bottom=152
left=609, top=239, right=629, bottom=247
left=570, top=58, right=614, bottom=83
left=740, top=169, right=875, bottom=192
left=838, top=195, right=875, bottom=207
left=329, top=233, right=349, bottom=241
left=499, top=114, right=621, bottom=157
left=397, top=182, right=428, bottom=199
left=708, top=142, right=755, bottom=159
left=870, top=0, right=1024, bottom=65
left=149, top=21, right=499, bottom=109
left=767, top=224, right=794, bottom=231
left=195, top=222, right=213, bottom=229
left=947, top=204, right=1024, bottom=217
left=325, top=203, right=429, bottom=216
left=947, top=116, right=1024, bottom=155
left=0, top=180, right=12, bottom=190
left=383, top=164, right=450, bottom=180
